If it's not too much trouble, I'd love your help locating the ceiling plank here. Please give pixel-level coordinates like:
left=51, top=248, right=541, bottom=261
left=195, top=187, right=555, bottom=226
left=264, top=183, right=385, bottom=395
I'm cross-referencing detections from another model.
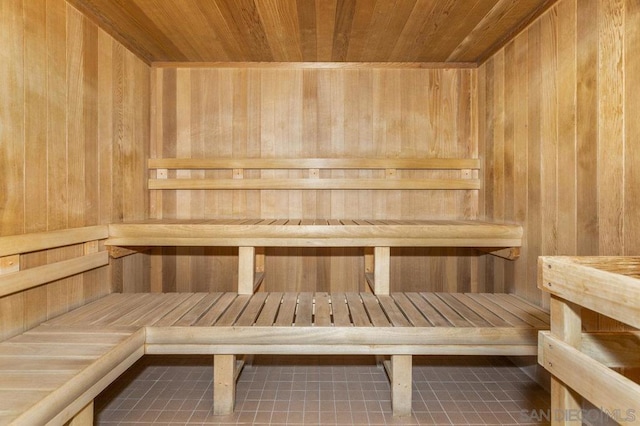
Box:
left=67, top=0, right=559, bottom=64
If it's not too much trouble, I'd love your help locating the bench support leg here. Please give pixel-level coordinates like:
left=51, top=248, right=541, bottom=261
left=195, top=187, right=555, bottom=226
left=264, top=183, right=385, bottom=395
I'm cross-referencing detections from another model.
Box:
left=238, top=247, right=255, bottom=295
left=68, top=401, right=94, bottom=426
left=374, top=247, right=390, bottom=295
left=549, top=296, right=582, bottom=425
left=391, top=355, right=412, bottom=417
left=213, top=355, right=236, bottom=415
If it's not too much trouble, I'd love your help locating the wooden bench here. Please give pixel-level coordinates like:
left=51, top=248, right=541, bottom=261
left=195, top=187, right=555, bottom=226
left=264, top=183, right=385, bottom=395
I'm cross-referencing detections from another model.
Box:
left=0, top=226, right=145, bottom=426
left=4, top=290, right=547, bottom=423
left=106, top=218, right=523, bottom=294
left=538, top=256, right=640, bottom=423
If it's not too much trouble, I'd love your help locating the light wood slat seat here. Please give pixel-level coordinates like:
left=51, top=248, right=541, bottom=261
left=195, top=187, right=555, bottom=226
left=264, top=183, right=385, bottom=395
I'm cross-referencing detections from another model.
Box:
left=105, top=218, right=523, bottom=295
left=106, top=219, right=522, bottom=248
left=0, top=326, right=144, bottom=426
left=0, top=291, right=548, bottom=423
left=0, top=293, right=549, bottom=424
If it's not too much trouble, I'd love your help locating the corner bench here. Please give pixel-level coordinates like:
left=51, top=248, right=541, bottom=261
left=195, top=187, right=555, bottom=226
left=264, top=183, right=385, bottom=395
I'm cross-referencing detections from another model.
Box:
left=1, top=291, right=548, bottom=424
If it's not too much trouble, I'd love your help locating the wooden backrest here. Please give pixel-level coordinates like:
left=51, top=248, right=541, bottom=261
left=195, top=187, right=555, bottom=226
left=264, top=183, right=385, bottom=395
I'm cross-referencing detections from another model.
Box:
left=0, top=226, right=109, bottom=298
left=148, top=158, right=481, bottom=190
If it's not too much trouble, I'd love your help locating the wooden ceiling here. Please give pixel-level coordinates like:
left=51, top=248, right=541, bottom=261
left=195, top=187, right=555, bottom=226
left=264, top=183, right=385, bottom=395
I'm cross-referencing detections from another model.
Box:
left=68, top=0, right=558, bottom=65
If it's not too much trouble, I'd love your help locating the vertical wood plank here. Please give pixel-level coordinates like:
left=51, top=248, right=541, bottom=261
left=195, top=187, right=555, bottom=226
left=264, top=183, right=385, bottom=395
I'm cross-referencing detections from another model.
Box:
left=598, top=0, right=625, bottom=257
left=625, top=0, right=640, bottom=255
left=1, top=0, right=25, bottom=237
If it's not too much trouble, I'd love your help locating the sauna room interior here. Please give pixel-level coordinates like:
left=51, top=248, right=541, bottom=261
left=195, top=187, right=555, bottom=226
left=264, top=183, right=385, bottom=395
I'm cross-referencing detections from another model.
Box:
left=1, top=0, right=639, bottom=425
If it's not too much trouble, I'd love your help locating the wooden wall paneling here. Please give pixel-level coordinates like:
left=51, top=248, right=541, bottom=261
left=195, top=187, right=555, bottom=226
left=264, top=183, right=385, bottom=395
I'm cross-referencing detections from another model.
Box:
left=98, top=30, right=114, bottom=226
left=152, top=66, right=478, bottom=293
left=482, top=58, right=496, bottom=294
left=625, top=0, right=640, bottom=255
left=1, top=0, right=150, bottom=340
left=23, top=0, right=49, bottom=330
left=1, top=0, right=25, bottom=237
left=539, top=8, right=559, bottom=309
left=24, top=0, right=47, bottom=234
left=492, top=51, right=506, bottom=294
left=480, top=0, right=638, bottom=310
left=556, top=0, right=577, bottom=257
left=576, top=0, right=599, bottom=258
left=525, top=19, right=543, bottom=305
left=64, top=5, right=90, bottom=308
left=502, top=43, right=516, bottom=294
left=598, top=0, right=625, bottom=257
left=597, top=0, right=626, bottom=331
left=475, top=63, right=487, bottom=293
left=176, top=69, right=192, bottom=292
left=511, top=35, right=530, bottom=299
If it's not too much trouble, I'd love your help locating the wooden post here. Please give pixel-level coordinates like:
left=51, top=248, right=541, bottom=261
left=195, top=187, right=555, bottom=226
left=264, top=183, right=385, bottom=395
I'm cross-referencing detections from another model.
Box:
left=391, top=355, right=412, bottom=417
left=213, top=355, right=236, bottom=415
left=238, top=247, right=255, bottom=295
left=550, top=295, right=582, bottom=425
left=68, top=401, right=94, bottom=426
left=374, top=247, right=390, bottom=294
left=364, top=248, right=374, bottom=292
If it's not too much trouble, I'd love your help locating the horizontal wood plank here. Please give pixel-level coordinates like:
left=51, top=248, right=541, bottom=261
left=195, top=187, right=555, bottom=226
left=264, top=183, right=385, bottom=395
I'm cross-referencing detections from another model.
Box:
left=148, top=178, right=481, bottom=191
left=0, top=252, right=109, bottom=298
left=148, top=157, right=481, bottom=170
left=0, top=226, right=109, bottom=257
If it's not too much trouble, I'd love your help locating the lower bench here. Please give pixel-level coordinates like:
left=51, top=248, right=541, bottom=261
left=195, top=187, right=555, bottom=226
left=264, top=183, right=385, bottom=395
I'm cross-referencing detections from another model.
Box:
left=1, top=292, right=549, bottom=424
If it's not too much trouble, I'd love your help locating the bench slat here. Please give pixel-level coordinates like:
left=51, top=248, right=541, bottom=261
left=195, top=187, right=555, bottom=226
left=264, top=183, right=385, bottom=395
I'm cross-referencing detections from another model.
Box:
left=215, top=295, right=252, bottom=326
left=330, top=293, right=351, bottom=326
left=360, top=293, right=391, bottom=327
left=294, top=293, right=313, bottom=326
left=492, top=293, right=551, bottom=324
left=91, top=294, right=156, bottom=326
left=377, top=295, right=411, bottom=327
left=346, top=293, right=372, bottom=327
left=436, top=293, right=493, bottom=327
left=390, top=293, right=433, bottom=327
left=45, top=294, right=129, bottom=326
left=274, top=293, right=298, bottom=326
left=404, top=292, right=451, bottom=327
left=235, top=293, right=269, bottom=326
left=196, top=293, right=241, bottom=326
left=152, top=293, right=208, bottom=326
left=421, top=293, right=472, bottom=327
left=131, top=293, right=195, bottom=326
left=174, top=293, right=224, bottom=326
left=449, top=294, right=512, bottom=327
left=314, top=293, right=332, bottom=326
left=488, top=294, right=550, bottom=328
left=254, top=293, right=284, bottom=326
left=464, top=294, right=534, bottom=327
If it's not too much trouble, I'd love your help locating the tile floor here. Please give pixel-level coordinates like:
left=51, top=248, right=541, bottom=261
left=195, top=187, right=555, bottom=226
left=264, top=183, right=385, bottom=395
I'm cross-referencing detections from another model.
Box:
left=95, top=355, right=551, bottom=425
